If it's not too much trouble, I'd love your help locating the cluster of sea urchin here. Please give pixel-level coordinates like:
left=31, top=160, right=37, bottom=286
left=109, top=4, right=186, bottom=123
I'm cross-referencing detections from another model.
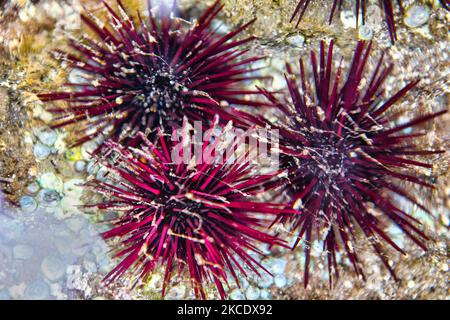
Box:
left=84, top=121, right=290, bottom=299
left=234, top=40, right=445, bottom=286
left=37, top=0, right=446, bottom=299
left=38, top=0, right=266, bottom=148
left=291, top=1, right=449, bottom=42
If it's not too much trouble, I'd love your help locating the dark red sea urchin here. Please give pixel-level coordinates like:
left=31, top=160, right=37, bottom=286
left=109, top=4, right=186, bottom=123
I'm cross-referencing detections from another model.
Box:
left=239, top=40, right=446, bottom=286
left=38, top=0, right=265, bottom=147
left=85, top=120, right=289, bottom=299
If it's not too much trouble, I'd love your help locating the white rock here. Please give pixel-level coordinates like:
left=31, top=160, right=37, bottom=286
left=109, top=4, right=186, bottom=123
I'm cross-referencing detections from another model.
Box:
left=38, top=173, right=64, bottom=192
left=34, top=143, right=51, bottom=160
left=286, top=34, right=305, bottom=47
left=340, top=10, right=357, bottom=29
left=245, top=286, right=261, bottom=299
left=41, top=256, right=65, bottom=281
left=19, top=196, right=37, bottom=213
left=74, top=160, right=86, bottom=172
left=274, top=274, right=288, bottom=288
left=405, top=5, right=430, bottom=28
left=37, top=129, right=57, bottom=146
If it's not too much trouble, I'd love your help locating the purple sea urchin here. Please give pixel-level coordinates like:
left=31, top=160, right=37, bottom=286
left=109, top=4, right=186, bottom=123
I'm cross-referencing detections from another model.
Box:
left=38, top=0, right=265, bottom=148
left=85, top=120, right=290, bottom=299
left=236, top=40, right=446, bottom=286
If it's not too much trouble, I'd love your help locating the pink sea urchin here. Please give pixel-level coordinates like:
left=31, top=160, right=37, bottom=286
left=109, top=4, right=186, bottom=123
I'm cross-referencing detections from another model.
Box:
left=85, top=120, right=290, bottom=298
left=38, top=0, right=265, bottom=147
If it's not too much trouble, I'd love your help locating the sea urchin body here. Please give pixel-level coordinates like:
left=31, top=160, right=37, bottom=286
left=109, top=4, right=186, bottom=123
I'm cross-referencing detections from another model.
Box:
left=38, top=0, right=265, bottom=147
left=251, top=40, right=445, bottom=286
left=85, top=120, right=289, bottom=299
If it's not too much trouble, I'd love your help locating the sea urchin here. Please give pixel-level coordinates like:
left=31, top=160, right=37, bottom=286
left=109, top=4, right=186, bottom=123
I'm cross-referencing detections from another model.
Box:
left=241, top=40, right=446, bottom=286
left=85, top=120, right=290, bottom=298
left=38, top=0, right=265, bottom=147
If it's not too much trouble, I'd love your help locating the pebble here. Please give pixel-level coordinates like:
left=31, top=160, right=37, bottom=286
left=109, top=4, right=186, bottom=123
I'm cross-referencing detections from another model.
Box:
left=404, top=5, right=430, bottom=28
left=260, top=290, right=272, bottom=300
left=274, top=274, right=288, bottom=288
left=37, top=189, right=61, bottom=207
left=37, top=129, right=57, bottom=146
left=286, top=34, right=305, bottom=48
left=8, top=283, right=26, bottom=299
left=265, top=258, right=287, bottom=275
left=245, top=286, right=260, bottom=299
left=34, top=143, right=51, bottom=160
left=38, top=173, right=64, bottom=192
left=41, top=256, right=65, bottom=281
left=239, top=277, right=249, bottom=290
left=19, top=196, right=37, bottom=213
left=359, top=25, right=373, bottom=40
left=13, top=244, right=34, bottom=260
left=340, top=10, right=357, bottom=29
left=26, top=182, right=40, bottom=195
